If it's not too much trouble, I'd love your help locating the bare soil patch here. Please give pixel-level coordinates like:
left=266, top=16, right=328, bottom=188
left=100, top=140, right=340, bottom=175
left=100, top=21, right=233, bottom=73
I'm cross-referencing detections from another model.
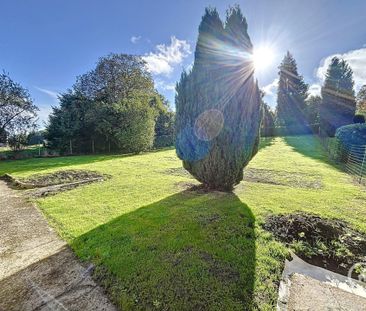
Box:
left=243, top=168, right=323, bottom=189
left=167, top=167, right=323, bottom=189
left=263, top=212, right=366, bottom=277
left=18, top=169, right=108, bottom=188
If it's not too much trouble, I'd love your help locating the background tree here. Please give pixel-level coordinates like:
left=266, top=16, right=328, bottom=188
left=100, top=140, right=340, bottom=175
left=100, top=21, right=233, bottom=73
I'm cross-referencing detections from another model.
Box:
left=356, top=85, right=366, bottom=115
left=304, top=95, right=321, bottom=125
left=175, top=6, right=261, bottom=191
left=261, top=102, right=275, bottom=136
left=276, top=52, right=309, bottom=130
left=0, top=72, right=38, bottom=138
left=74, top=53, right=155, bottom=103
left=320, top=57, right=356, bottom=136
left=152, top=94, right=175, bottom=147
left=46, top=54, right=161, bottom=154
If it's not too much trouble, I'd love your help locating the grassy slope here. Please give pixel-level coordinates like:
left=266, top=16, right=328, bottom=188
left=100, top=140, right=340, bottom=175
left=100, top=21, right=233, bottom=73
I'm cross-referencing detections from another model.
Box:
left=1, top=136, right=365, bottom=310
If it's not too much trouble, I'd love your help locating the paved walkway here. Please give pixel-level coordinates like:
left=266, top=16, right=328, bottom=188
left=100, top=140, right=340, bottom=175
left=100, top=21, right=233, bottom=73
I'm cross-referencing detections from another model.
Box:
left=0, top=180, right=116, bottom=311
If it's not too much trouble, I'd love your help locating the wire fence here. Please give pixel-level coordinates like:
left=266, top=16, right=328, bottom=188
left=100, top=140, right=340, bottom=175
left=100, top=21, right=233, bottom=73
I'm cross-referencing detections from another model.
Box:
left=319, top=135, right=366, bottom=185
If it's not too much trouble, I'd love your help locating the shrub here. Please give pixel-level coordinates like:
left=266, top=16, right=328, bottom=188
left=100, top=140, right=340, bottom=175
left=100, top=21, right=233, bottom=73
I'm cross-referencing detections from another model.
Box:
left=353, top=114, right=365, bottom=124
left=335, top=123, right=366, bottom=146
left=8, top=133, right=28, bottom=151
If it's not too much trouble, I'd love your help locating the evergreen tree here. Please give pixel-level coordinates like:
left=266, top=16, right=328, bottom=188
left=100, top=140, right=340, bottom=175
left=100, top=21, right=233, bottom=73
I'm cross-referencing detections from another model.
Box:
left=356, top=85, right=366, bottom=115
left=261, top=102, right=275, bottom=136
left=320, top=57, right=356, bottom=136
left=175, top=6, right=261, bottom=191
left=276, top=52, right=309, bottom=129
left=304, top=95, right=321, bottom=125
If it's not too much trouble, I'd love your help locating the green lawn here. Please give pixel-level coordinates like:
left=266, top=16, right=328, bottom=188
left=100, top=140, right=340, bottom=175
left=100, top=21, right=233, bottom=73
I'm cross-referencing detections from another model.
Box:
left=1, top=135, right=365, bottom=310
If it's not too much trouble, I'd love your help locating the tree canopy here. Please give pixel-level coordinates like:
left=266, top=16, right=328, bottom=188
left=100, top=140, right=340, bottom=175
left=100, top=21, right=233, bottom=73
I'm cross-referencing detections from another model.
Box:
left=46, top=54, right=165, bottom=154
left=320, top=57, right=356, bottom=136
left=0, top=72, right=38, bottom=138
left=276, top=52, right=309, bottom=129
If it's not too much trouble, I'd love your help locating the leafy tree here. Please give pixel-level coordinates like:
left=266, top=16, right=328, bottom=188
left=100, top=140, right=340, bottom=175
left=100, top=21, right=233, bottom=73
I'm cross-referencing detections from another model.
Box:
left=320, top=57, right=356, bottom=136
left=276, top=52, right=309, bottom=128
left=8, top=133, right=28, bottom=151
left=96, top=95, right=156, bottom=153
left=175, top=6, right=261, bottom=191
left=74, top=53, right=155, bottom=103
left=0, top=72, right=38, bottom=136
left=46, top=54, right=159, bottom=154
left=304, top=95, right=321, bottom=124
left=356, top=85, right=366, bottom=114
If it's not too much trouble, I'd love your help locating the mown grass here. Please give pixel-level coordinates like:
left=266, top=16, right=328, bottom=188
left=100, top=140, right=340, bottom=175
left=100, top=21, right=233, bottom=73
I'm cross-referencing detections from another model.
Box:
left=1, top=135, right=365, bottom=310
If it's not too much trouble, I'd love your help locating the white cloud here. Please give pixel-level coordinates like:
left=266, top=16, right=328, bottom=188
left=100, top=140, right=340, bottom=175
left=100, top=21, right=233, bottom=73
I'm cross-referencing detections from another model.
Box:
left=308, top=83, right=321, bottom=97
left=35, top=87, right=60, bottom=102
left=262, top=78, right=278, bottom=96
left=143, top=36, right=191, bottom=76
left=261, top=78, right=278, bottom=108
left=155, top=79, right=175, bottom=92
left=316, top=47, right=366, bottom=91
left=130, top=35, right=141, bottom=44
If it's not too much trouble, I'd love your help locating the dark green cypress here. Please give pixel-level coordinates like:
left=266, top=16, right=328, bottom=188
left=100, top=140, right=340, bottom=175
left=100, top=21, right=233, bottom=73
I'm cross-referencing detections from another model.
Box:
left=320, top=57, right=356, bottom=136
left=175, top=6, right=261, bottom=191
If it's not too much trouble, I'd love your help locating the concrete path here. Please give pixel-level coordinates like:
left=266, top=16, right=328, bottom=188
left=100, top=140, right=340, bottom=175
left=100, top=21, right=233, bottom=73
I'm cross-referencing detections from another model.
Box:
left=278, top=254, right=366, bottom=311
left=0, top=180, right=116, bottom=311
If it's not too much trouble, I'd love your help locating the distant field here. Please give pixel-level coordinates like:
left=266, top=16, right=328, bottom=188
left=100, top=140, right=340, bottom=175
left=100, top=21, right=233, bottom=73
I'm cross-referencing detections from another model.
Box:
left=1, top=136, right=365, bottom=310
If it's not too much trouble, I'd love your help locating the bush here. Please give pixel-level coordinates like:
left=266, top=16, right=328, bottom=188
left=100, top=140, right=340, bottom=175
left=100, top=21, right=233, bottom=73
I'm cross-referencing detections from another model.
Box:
left=8, top=133, right=28, bottom=151
left=353, top=114, right=365, bottom=124
left=335, top=123, right=366, bottom=146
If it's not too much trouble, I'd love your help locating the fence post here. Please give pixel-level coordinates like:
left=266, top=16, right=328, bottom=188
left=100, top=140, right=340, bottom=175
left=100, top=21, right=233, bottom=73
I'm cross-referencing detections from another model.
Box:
left=359, top=146, right=366, bottom=184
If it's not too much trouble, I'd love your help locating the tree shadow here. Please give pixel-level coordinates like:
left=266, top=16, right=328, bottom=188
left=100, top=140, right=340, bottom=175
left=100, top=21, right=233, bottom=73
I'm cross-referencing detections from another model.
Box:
left=283, top=135, right=343, bottom=170
left=0, top=147, right=174, bottom=176
left=71, top=189, right=256, bottom=310
left=258, top=136, right=275, bottom=151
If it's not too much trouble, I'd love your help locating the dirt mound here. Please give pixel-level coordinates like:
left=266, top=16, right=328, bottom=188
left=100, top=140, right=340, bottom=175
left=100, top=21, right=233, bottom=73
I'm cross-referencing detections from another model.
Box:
left=18, top=170, right=107, bottom=188
left=263, top=212, right=366, bottom=277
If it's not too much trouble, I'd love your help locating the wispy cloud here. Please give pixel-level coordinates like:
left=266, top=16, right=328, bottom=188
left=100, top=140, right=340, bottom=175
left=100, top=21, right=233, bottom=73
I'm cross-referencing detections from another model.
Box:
left=316, top=47, right=366, bottom=91
left=35, top=87, right=60, bottom=101
left=130, top=35, right=141, bottom=44
left=143, top=36, right=191, bottom=76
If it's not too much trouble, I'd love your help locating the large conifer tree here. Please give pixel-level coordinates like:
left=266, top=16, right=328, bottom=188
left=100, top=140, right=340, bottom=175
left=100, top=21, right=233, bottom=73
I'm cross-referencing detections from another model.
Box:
left=276, top=52, right=309, bottom=130
left=320, top=57, right=356, bottom=136
left=175, top=6, right=261, bottom=191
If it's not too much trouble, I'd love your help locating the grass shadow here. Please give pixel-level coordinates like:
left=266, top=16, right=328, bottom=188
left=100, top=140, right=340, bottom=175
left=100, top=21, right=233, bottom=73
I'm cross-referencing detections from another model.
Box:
left=71, top=189, right=256, bottom=310
left=0, top=147, right=175, bottom=176
left=258, top=136, right=275, bottom=151
left=283, top=135, right=343, bottom=170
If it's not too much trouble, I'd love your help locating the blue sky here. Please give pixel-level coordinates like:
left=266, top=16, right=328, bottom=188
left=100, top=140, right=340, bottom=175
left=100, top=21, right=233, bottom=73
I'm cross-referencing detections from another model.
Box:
left=1, top=0, right=366, bottom=127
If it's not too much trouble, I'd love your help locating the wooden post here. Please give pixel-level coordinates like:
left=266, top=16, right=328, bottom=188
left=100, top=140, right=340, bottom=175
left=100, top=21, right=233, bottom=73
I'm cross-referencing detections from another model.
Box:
left=69, top=139, right=73, bottom=155
left=359, top=147, right=366, bottom=184
left=92, top=139, right=95, bottom=154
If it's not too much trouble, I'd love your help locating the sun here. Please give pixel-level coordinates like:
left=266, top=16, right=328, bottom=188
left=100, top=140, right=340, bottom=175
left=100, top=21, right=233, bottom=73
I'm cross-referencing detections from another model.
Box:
left=252, top=46, right=275, bottom=71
